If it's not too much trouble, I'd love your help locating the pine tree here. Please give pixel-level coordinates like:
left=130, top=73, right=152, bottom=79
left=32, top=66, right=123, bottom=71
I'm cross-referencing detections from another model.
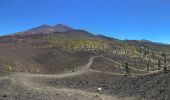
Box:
left=164, top=51, right=167, bottom=64
left=147, top=62, right=150, bottom=73
left=161, top=51, right=165, bottom=58
left=151, top=52, right=155, bottom=59
left=158, top=59, right=161, bottom=70
left=163, top=66, right=168, bottom=73
left=144, top=49, right=148, bottom=56
left=124, top=61, right=129, bottom=76
left=134, top=58, right=137, bottom=66
left=161, top=51, right=167, bottom=65
left=138, top=47, right=142, bottom=54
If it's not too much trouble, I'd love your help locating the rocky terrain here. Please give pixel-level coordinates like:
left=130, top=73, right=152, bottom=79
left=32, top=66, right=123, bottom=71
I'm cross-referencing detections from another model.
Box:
left=0, top=24, right=170, bottom=100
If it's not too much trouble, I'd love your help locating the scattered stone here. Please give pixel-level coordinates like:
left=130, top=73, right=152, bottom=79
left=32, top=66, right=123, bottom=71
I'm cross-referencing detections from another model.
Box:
left=97, top=87, right=102, bottom=91
left=95, top=95, right=99, bottom=97
left=2, top=94, right=7, bottom=98
left=27, top=92, right=31, bottom=94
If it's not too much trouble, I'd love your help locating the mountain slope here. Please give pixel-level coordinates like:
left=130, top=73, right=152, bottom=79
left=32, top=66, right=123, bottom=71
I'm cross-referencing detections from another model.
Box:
left=0, top=24, right=170, bottom=100
left=16, top=24, right=74, bottom=35
left=1, top=24, right=170, bottom=74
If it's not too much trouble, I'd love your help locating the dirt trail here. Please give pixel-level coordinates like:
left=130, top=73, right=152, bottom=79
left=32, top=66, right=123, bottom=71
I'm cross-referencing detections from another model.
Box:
left=8, top=72, right=140, bottom=100
left=0, top=56, right=165, bottom=100
left=17, top=56, right=97, bottom=79
left=0, top=55, right=165, bottom=80
left=0, top=55, right=164, bottom=80
left=92, top=68, right=163, bottom=77
left=101, top=56, right=147, bottom=72
left=15, top=55, right=157, bottom=79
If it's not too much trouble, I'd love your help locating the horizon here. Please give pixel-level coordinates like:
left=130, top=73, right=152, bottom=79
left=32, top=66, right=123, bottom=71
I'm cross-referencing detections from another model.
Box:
left=1, top=0, right=170, bottom=44
left=3, top=23, right=170, bottom=45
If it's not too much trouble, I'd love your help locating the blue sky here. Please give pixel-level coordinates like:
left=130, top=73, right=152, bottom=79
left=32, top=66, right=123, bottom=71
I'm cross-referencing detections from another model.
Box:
left=1, top=0, right=170, bottom=43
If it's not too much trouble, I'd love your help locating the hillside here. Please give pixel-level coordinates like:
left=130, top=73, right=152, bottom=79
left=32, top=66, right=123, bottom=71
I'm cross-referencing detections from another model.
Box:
left=0, top=24, right=170, bottom=100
